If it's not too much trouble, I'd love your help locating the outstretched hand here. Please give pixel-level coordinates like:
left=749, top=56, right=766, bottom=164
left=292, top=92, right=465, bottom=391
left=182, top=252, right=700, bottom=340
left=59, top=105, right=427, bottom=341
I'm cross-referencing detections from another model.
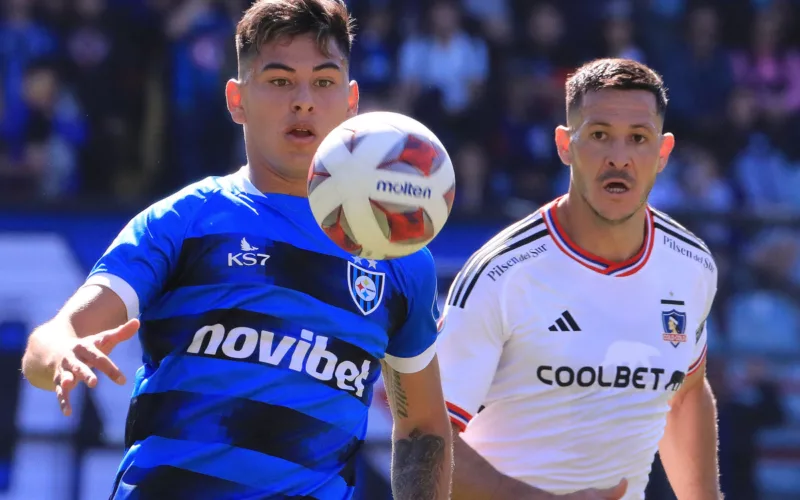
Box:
left=54, top=318, right=139, bottom=416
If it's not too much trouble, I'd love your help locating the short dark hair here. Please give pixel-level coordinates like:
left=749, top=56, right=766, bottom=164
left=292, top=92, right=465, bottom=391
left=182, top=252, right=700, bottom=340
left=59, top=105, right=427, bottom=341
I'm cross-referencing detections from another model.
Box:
left=565, top=58, right=668, bottom=119
left=235, top=0, right=355, bottom=73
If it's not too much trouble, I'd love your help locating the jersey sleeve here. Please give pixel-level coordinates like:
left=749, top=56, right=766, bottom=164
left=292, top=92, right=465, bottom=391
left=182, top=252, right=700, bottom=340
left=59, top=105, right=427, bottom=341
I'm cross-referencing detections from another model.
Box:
left=84, top=186, right=208, bottom=320
left=688, top=263, right=718, bottom=376
left=436, top=269, right=507, bottom=432
left=384, top=248, right=440, bottom=374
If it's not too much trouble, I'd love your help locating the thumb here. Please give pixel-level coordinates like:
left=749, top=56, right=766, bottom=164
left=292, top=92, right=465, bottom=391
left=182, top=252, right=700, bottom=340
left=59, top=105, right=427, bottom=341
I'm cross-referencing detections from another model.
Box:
left=98, top=318, right=140, bottom=352
left=600, top=478, right=627, bottom=499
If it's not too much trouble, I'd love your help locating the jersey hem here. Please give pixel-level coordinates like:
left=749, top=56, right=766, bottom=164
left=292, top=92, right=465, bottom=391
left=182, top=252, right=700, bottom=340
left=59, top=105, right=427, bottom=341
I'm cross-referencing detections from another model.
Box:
left=383, top=344, right=436, bottom=374
left=84, top=273, right=140, bottom=320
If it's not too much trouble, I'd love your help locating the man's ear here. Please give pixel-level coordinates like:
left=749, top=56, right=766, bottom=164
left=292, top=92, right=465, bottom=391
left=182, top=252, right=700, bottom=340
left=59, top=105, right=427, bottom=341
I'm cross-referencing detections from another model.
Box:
left=347, top=80, right=359, bottom=118
left=554, top=125, right=573, bottom=166
left=658, top=132, right=676, bottom=173
left=226, top=79, right=246, bottom=125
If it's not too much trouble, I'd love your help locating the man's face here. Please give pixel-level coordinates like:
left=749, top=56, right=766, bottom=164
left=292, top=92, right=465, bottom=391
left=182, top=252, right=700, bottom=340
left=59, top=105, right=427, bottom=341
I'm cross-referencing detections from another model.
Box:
left=555, top=88, right=674, bottom=224
left=227, top=33, right=358, bottom=180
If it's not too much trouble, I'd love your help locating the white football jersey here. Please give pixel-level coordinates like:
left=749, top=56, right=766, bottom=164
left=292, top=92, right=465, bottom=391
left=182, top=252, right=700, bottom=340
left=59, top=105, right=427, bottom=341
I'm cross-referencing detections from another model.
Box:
left=437, top=199, right=717, bottom=499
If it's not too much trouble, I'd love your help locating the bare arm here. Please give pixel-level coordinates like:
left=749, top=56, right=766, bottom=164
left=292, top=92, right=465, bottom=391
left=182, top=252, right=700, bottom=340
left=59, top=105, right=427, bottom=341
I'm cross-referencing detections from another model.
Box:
left=658, top=360, right=721, bottom=500
left=451, top=423, right=554, bottom=500
left=22, top=285, right=128, bottom=389
left=21, top=285, right=137, bottom=415
left=381, top=357, right=453, bottom=500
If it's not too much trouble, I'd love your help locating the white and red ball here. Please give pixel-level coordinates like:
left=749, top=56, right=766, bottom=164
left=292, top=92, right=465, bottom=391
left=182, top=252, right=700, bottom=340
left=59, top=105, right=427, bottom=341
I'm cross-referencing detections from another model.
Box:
left=308, top=112, right=456, bottom=260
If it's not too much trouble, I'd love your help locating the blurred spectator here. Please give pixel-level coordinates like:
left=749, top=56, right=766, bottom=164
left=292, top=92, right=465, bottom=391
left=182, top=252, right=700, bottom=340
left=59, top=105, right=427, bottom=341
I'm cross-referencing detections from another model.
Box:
left=164, top=0, right=240, bottom=189
left=461, top=0, right=512, bottom=46
left=730, top=7, right=800, bottom=127
left=63, top=0, right=127, bottom=196
left=396, top=0, right=488, bottom=148
left=602, top=14, right=646, bottom=63
left=677, top=145, right=735, bottom=246
left=657, top=5, right=733, bottom=139
left=0, top=0, right=58, bottom=156
left=349, top=8, right=395, bottom=99
left=0, top=60, right=85, bottom=200
left=511, top=3, right=576, bottom=84
left=492, top=73, right=561, bottom=215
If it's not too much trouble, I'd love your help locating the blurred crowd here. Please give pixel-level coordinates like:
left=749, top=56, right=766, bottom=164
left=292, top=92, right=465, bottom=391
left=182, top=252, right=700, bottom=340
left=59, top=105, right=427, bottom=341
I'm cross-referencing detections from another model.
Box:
left=2, top=0, right=800, bottom=496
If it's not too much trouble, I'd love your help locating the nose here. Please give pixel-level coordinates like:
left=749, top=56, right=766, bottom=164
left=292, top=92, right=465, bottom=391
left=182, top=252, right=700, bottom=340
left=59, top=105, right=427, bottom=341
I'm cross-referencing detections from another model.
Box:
left=291, top=84, right=314, bottom=113
left=606, top=139, right=631, bottom=169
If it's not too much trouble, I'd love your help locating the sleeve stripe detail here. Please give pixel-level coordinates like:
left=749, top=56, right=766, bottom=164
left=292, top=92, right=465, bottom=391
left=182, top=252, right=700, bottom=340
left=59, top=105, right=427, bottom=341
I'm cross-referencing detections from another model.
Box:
left=449, top=415, right=467, bottom=432
left=651, top=210, right=711, bottom=255
left=448, top=219, right=548, bottom=309
left=447, top=402, right=472, bottom=432
left=83, top=273, right=140, bottom=320
left=383, top=343, right=436, bottom=374
left=653, top=222, right=712, bottom=256
left=688, top=344, right=708, bottom=375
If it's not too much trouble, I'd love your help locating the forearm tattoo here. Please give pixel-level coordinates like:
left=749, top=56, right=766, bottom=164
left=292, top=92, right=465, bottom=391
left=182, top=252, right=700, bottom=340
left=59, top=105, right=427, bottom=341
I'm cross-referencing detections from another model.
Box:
left=384, top=365, right=446, bottom=499
left=392, top=428, right=446, bottom=500
left=389, top=367, right=409, bottom=418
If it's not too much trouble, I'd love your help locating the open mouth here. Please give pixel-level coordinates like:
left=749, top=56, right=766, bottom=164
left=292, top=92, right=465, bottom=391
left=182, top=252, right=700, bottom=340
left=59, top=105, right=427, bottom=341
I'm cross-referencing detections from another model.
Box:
left=603, top=181, right=630, bottom=194
left=285, top=124, right=317, bottom=141
left=288, top=128, right=314, bottom=138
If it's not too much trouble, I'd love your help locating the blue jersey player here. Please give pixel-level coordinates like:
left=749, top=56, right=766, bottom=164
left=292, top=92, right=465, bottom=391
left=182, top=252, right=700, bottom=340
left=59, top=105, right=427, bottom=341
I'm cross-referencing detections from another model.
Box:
left=21, top=1, right=453, bottom=499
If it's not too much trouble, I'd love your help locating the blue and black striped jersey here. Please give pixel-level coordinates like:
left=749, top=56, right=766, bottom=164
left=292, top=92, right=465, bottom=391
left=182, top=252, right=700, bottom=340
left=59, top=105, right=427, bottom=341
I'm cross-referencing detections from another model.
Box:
left=85, top=167, right=440, bottom=500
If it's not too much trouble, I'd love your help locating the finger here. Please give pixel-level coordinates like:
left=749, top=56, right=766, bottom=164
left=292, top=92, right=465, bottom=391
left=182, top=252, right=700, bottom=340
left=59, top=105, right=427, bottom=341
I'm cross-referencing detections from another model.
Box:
left=601, top=478, right=628, bottom=499
left=77, top=345, right=125, bottom=385
left=96, top=319, right=139, bottom=353
left=63, top=355, right=97, bottom=388
left=58, top=366, right=76, bottom=391
left=56, top=371, right=75, bottom=416
left=55, top=384, right=71, bottom=416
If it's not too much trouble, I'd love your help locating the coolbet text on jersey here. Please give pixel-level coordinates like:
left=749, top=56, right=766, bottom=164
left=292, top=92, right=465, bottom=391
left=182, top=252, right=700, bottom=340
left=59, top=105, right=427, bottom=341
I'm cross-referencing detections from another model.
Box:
left=437, top=198, right=716, bottom=500
left=84, top=167, right=440, bottom=500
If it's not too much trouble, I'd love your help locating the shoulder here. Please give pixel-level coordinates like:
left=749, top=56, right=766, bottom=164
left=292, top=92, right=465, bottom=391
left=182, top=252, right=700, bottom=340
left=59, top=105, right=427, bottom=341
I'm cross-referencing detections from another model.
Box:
left=650, top=207, right=717, bottom=279
left=393, top=246, right=435, bottom=272
left=389, top=247, right=437, bottom=293
left=145, top=176, right=228, bottom=219
left=446, top=211, right=551, bottom=309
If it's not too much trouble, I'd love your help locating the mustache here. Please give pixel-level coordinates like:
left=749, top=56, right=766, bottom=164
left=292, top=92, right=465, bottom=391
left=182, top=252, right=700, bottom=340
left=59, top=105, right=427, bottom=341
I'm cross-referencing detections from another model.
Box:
left=598, top=171, right=634, bottom=184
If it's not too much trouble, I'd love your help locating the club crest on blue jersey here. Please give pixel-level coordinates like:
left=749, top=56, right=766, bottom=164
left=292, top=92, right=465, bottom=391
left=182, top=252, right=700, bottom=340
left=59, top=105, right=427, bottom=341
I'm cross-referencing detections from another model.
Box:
left=661, top=310, right=688, bottom=348
left=348, top=260, right=385, bottom=315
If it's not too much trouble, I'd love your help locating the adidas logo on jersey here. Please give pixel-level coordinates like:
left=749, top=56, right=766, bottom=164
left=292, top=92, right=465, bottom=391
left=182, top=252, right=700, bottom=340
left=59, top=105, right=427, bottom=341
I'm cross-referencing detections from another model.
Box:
left=228, top=237, right=270, bottom=267
left=187, top=325, right=372, bottom=397
left=547, top=311, right=581, bottom=332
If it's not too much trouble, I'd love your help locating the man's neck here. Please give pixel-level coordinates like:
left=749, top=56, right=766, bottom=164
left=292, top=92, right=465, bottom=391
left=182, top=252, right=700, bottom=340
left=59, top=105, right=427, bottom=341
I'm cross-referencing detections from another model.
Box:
left=556, top=192, right=648, bottom=263
left=247, top=159, right=308, bottom=197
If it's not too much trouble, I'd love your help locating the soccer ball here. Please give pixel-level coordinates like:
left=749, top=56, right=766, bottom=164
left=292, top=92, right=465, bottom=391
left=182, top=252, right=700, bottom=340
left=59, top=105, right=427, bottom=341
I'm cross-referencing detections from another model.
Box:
left=308, top=112, right=456, bottom=260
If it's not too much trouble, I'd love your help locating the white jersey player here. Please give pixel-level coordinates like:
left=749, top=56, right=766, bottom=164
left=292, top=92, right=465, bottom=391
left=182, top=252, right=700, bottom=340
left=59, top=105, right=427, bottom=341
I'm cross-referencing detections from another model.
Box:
left=439, top=59, right=721, bottom=500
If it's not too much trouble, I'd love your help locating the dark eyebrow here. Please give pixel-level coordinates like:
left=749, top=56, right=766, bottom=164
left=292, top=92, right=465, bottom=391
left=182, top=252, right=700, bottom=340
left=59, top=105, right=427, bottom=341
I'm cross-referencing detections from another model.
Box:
left=313, top=62, right=342, bottom=72
left=262, top=62, right=295, bottom=73
left=589, top=121, right=655, bottom=131
left=261, top=62, right=342, bottom=73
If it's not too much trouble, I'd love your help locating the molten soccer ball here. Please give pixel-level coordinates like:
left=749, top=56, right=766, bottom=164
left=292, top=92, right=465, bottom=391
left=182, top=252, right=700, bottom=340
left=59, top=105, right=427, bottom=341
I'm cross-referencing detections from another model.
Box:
left=308, top=112, right=456, bottom=260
